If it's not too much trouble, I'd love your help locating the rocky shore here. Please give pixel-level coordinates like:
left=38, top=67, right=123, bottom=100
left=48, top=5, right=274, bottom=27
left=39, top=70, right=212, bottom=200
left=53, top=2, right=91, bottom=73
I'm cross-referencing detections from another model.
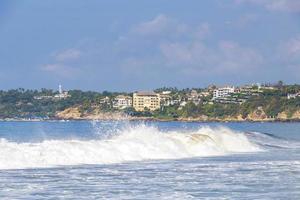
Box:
left=2, top=106, right=300, bottom=122
left=51, top=106, right=300, bottom=122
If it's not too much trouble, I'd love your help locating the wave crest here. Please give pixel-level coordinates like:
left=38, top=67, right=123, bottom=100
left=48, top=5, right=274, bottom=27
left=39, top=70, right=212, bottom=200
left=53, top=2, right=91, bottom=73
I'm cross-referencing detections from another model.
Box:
left=0, top=125, right=260, bottom=169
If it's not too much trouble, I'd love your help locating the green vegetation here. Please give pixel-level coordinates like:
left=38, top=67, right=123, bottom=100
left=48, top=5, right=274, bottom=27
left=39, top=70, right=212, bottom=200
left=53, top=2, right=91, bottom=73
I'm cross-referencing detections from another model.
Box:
left=1, top=83, right=300, bottom=120
left=0, top=89, right=118, bottom=119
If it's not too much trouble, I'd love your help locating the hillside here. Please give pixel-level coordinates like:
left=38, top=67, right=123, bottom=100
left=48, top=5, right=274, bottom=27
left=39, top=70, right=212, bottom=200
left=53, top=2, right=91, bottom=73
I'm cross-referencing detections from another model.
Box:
left=1, top=83, right=300, bottom=122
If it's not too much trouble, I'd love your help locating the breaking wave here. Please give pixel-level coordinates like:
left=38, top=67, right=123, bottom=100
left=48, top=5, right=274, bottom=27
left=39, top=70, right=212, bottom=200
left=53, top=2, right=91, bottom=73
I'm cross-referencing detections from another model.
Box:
left=0, top=125, right=261, bottom=170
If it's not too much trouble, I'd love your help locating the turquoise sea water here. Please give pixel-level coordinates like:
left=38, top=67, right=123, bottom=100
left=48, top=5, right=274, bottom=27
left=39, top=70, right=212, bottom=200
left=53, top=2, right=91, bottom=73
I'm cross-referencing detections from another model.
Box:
left=0, top=121, right=299, bottom=199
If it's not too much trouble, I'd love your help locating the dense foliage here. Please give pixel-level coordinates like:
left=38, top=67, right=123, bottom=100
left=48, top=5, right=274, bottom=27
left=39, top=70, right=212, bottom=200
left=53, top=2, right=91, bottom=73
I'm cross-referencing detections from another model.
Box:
left=0, top=89, right=114, bottom=118
left=1, top=84, right=300, bottom=120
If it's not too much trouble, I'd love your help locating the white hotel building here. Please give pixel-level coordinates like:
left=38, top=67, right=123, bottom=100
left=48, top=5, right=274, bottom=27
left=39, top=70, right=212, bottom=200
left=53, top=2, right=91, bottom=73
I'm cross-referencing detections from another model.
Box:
left=213, top=86, right=235, bottom=99
left=113, top=95, right=132, bottom=109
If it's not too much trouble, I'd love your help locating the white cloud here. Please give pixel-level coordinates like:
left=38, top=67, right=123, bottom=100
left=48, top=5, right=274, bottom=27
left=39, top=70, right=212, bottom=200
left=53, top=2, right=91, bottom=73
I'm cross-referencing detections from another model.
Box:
left=160, top=40, right=263, bottom=75
left=118, top=14, right=212, bottom=53
left=39, top=14, right=266, bottom=86
left=160, top=42, right=206, bottom=65
left=40, top=47, right=84, bottom=78
left=42, top=63, right=61, bottom=71
left=130, top=14, right=210, bottom=40
left=54, top=48, right=82, bottom=62
left=116, top=14, right=264, bottom=79
left=132, top=14, right=178, bottom=36
left=218, top=41, right=263, bottom=71
left=193, top=23, right=211, bottom=40
left=41, top=63, right=81, bottom=78
left=282, top=35, right=300, bottom=57
left=235, top=13, right=259, bottom=28
left=279, top=35, right=300, bottom=75
left=235, top=0, right=300, bottom=12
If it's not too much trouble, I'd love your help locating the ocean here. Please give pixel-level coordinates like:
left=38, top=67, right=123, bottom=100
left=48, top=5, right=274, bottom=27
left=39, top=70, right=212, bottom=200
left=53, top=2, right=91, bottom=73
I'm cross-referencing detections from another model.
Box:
left=0, top=121, right=299, bottom=199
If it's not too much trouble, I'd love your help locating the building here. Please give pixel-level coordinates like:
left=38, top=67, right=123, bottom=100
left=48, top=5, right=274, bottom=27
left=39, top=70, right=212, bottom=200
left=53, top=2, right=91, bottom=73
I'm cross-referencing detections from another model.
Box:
left=133, top=91, right=160, bottom=111
left=161, top=91, right=172, bottom=95
left=34, top=85, right=70, bottom=100
left=100, top=96, right=111, bottom=104
left=113, top=95, right=132, bottom=109
left=159, top=92, right=174, bottom=106
left=199, top=91, right=210, bottom=97
left=213, top=86, right=235, bottom=99
left=33, top=95, right=53, bottom=100
left=287, top=93, right=299, bottom=99
left=54, top=84, right=70, bottom=99
left=187, top=90, right=202, bottom=105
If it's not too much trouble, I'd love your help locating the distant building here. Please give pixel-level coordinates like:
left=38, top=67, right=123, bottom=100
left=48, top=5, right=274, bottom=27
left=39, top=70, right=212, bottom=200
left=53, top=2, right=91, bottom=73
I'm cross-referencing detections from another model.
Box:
left=260, top=86, right=277, bottom=90
left=187, top=90, right=201, bottom=105
left=100, top=96, right=111, bottom=104
left=133, top=91, right=160, bottom=111
left=33, top=95, right=53, bottom=100
left=113, top=95, right=132, bottom=109
left=161, top=91, right=172, bottom=95
left=213, top=86, right=235, bottom=99
left=34, top=85, right=70, bottom=100
left=287, top=93, right=299, bottom=99
left=54, top=84, right=70, bottom=99
left=59, top=84, right=63, bottom=94
left=199, top=91, right=210, bottom=97
left=180, top=101, right=187, bottom=106
left=159, top=91, right=180, bottom=106
left=237, top=85, right=260, bottom=99
left=190, top=90, right=198, bottom=97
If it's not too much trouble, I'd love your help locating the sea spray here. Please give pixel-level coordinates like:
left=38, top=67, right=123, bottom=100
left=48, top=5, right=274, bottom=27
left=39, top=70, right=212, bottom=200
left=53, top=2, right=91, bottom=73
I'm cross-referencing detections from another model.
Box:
left=90, top=120, right=126, bottom=139
left=0, top=125, right=261, bottom=170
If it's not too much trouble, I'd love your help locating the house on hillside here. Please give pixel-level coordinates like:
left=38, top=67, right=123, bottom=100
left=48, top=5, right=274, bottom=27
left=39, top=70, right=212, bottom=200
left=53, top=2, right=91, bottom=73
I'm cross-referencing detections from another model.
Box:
left=113, top=95, right=132, bottom=109
left=133, top=91, right=160, bottom=111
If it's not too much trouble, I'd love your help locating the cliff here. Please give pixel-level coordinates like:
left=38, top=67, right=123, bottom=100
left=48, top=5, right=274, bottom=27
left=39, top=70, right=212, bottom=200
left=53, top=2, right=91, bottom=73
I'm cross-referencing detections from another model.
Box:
left=277, top=110, right=300, bottom=121
left=56, top=107, right=82, bottom=120
left=55, top=106, right=300, bottom=122
left=56, top=107, right=130, bottom=120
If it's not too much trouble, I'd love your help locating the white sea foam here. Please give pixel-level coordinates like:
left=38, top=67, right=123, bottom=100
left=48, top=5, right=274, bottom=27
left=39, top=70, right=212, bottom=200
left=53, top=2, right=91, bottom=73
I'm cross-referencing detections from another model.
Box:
left=0, top=125, right=261, bottom=169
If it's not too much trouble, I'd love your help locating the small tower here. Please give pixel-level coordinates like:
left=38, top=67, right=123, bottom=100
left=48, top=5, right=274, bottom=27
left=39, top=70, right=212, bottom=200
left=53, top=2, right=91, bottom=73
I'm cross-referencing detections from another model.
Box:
left=59, top=84, right=63, bottom=94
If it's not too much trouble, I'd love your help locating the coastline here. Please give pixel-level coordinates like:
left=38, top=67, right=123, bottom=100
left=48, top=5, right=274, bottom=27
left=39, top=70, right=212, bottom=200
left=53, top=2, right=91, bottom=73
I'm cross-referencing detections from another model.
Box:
left=1, top=116, right=300, bottom=123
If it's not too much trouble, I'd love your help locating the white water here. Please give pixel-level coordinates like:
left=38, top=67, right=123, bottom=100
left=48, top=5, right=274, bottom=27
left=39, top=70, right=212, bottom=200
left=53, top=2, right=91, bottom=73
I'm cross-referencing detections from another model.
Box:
left=0, top=125, right=260, bottom=169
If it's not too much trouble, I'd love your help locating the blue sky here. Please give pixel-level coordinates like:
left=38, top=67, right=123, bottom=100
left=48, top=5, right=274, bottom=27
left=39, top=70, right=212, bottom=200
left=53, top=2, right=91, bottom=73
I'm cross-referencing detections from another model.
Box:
left=0, top=0, right=300, bottom=91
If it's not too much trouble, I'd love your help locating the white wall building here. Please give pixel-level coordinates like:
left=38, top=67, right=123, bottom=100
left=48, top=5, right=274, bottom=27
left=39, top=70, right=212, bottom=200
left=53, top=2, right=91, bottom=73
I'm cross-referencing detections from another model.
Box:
left=54, top=84, right=70, bottom=99
left=213, top=87, right=235, bottom=99
left=113, top=95, right=132, bottom=109
left=100, top=96, right=111, bottom=104
left=287, top=93, right=299, bottom=100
